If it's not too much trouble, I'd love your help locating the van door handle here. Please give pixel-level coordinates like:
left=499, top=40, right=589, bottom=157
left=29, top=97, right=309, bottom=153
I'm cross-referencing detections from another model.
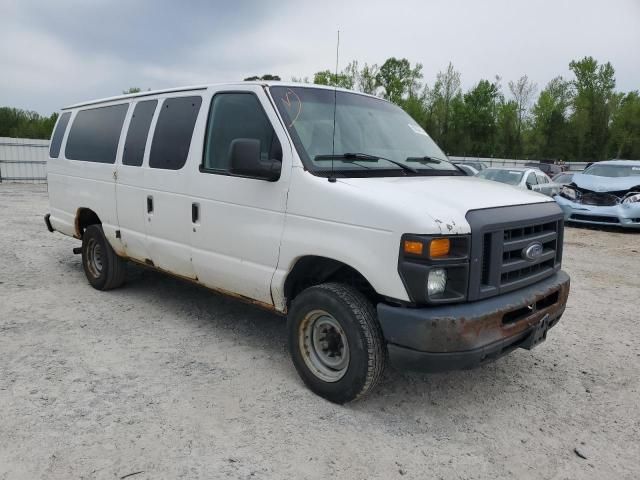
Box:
left=147, top=195, right=153, bottom=213
left=192, top=203, right=199, bottom=223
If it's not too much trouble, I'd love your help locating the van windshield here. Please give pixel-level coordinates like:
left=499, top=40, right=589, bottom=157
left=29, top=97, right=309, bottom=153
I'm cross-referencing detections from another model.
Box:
left=269, top=86, right=459, bottom=177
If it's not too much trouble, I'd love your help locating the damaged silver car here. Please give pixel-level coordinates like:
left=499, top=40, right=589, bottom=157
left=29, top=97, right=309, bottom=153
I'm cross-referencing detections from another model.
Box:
left=555, top=160, right=640, bottom=229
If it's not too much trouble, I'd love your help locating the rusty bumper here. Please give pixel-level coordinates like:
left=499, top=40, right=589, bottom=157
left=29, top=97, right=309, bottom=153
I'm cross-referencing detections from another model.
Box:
left=377, top=271, right=570, bottom=372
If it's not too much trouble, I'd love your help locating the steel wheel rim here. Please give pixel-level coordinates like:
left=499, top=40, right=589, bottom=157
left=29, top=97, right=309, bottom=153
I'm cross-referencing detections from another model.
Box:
left=299, top=309, right=349, bottom=382
left=86, top=238, right=103, bottom=278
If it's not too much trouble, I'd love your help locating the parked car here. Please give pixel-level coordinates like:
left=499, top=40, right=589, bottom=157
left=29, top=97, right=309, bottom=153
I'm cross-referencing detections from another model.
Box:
left=555, top=159, right=640, bottom=228
left=552, top=172, right=574, bottom=185
left=453, top=163, right=479, bottom=175
left=525, top=162, right=566, bottom=176
left=476, top=167, right=560, bottom=196
left=45, top=82, right=570, bottom=403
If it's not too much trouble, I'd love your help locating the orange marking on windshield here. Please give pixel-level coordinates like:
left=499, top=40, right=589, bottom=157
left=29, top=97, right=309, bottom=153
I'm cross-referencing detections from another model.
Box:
left=281, top=89, right=302, bottom=128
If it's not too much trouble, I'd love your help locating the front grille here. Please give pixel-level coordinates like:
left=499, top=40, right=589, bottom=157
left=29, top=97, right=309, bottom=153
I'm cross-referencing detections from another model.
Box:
left=580, top=192, right=619, bottom=206
left=467, top=203, right=564, bottom=301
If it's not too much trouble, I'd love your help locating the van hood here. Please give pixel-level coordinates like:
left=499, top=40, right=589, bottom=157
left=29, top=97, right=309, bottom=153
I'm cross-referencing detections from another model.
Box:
left=337, top=175, right=552, bottom=234
left=571, top=173, right=640, bottom=192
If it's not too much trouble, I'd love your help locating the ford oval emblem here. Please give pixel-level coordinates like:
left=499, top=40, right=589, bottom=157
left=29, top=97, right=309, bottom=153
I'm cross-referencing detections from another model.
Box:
left=522, top=242, right=543, bottom=261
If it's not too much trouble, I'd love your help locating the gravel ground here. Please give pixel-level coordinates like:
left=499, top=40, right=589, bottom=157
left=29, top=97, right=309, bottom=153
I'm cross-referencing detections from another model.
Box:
left=1, top=184, right=639, bottom=480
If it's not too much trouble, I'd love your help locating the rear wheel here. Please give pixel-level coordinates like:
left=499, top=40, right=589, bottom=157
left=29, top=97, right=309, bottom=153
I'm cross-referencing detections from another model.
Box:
left=81, top=224, right=126, bottom=290
left=288, top=283, right=386, bottom=403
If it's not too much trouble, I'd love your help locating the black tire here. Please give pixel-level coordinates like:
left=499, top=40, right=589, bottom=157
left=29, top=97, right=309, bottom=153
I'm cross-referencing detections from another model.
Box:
left=287, top=282, right=387, bottom=403
left=81, top=224, right=126, bottom=290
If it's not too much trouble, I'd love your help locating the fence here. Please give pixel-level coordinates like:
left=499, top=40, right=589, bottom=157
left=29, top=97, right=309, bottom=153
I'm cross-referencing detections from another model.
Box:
left=0, top=137, right=590, bottom=184
left=449, top=156, right=588, bottom=172
left=0, top=137, right=49, bottom=183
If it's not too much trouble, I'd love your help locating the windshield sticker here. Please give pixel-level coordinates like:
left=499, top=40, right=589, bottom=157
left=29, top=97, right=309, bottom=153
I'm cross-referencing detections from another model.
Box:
left=509, top=171, right=521, bottom=174
left=633, top=167, right=640, bottom=171
left=408, top=123, right=428, bottom=136
left=280, top=89, right=302, bottom=128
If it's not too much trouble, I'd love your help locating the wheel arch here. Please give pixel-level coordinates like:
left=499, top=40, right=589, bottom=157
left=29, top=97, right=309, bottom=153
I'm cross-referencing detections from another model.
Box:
left=283, top=255, right=379, bottom=308
left=74, top=207, right=102, bottom=238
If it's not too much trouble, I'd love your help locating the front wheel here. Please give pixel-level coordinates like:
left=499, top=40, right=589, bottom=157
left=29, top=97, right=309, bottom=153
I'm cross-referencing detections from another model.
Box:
left=287, top=283, right=386, bottom=403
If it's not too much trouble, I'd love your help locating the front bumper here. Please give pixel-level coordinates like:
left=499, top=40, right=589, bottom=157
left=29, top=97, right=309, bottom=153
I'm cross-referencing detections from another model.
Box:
left=554, top=196, right=640, bottom=229
left=377, top=271, right=570, bottom=372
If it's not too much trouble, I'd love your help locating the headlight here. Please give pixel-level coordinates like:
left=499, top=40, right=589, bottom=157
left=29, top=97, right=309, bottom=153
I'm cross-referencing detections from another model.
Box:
left=622, top=193, right=640, bottom=204
left=427, top=268, right=447, bottom=296
left=560, top=186, right=577, bottom=201
left=399, top=234, right=469, bottom=304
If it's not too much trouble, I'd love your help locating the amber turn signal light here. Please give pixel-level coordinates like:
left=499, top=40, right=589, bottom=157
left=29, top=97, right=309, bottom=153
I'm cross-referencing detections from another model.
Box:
left=429, top=238, right=451, bottom=257
left=403, top=240, right=423, bottom=255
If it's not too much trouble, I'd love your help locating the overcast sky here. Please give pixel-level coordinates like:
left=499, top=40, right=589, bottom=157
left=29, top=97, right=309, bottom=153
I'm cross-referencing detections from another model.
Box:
left=1, top=0, right=639, bottom=114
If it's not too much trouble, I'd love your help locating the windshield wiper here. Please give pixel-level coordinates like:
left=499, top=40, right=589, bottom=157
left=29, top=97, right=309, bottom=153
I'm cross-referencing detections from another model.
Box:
left=406, top=155, right=447, bottom=164
left=406, top=155, right=466, bottom=175
left=314, top=153, right=418, bottom=174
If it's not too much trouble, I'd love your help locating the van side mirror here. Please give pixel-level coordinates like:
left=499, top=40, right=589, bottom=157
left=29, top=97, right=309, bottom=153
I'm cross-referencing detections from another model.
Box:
left=228, top=138, right=281, bottom=181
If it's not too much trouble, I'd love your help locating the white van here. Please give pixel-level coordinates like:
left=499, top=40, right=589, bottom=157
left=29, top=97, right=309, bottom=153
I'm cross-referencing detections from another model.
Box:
left=45, top=82, right=570, bottom=403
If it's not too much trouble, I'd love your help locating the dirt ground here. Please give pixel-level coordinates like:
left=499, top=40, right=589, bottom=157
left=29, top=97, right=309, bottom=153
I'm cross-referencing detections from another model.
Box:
left=0, top=184, right=638, bottom=480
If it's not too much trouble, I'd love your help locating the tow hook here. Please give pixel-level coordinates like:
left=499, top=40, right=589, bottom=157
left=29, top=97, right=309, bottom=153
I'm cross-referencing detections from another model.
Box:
left=73, top=247, right=82, bottom=255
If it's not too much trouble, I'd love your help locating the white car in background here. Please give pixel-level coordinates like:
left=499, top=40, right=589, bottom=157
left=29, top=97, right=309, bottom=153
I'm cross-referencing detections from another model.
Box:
left=476, top=167, right=560, bottom=196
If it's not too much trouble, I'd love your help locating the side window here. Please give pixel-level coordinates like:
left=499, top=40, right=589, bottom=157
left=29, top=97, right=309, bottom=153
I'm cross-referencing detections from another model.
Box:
left=203, top=93, right=281, bottom=173
left=65, top=104, right=129, bottom=163
left=149, top=96, right=202, bottom=170
left=123, top=100, right=157, bottom=166
left=526, top=172, right=538, bottom=185
left=49, top=112, right=71, bottom=158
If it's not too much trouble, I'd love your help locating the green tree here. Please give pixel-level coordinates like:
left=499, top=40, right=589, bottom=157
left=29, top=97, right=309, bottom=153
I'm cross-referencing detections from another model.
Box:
left=358, top=63, right=380, bottom=95
left=496, top=100, right=519, bottom=157
left=0, top=107, right=58, bottom=139
left=461, top=79, right=501, bottom=156
left=608, top=91, right=640, bottom=159
left=312, top=70, right=354, bottom=89
left=122, top=87, right=142, bottom=94
left=376, top=58, right=422, bottom=104
left=508, top=75, right=537, bottom=156
left=530, top=76, right=572, bottom=159
left=569, top=56, right=616, bottom=160
left=429, top=63, right=462, bottom=151
left=244, top=74, right=281, bottom=81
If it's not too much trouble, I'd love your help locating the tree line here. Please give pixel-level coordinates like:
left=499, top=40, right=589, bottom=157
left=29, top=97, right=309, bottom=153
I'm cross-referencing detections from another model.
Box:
left=2, top=56, right=637, bottom=162
left=0, top=108, right=58, bottom=140
left=291, top=56, right=639, bottom=161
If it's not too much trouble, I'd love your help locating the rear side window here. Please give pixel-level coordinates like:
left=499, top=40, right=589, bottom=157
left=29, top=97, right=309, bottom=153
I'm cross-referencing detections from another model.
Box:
left=49, top=112, right=71, bottom=158
left=65, top=104, right=129, bottom=163
left=526, top=172, right=538, bottom=185
left=203, top=93, right=280, bottom=172
left=149, top=96, right=202, bottom=170
left=123, top=100, right=157, bottom=166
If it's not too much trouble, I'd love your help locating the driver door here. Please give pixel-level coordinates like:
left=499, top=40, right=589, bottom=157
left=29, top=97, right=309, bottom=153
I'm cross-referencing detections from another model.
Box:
left=187, top=87, right=292, bottom=305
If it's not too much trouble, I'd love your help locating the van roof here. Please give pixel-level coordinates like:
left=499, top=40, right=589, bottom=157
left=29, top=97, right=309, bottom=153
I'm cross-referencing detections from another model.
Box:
left=62, top=81, right=383, bottom=110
